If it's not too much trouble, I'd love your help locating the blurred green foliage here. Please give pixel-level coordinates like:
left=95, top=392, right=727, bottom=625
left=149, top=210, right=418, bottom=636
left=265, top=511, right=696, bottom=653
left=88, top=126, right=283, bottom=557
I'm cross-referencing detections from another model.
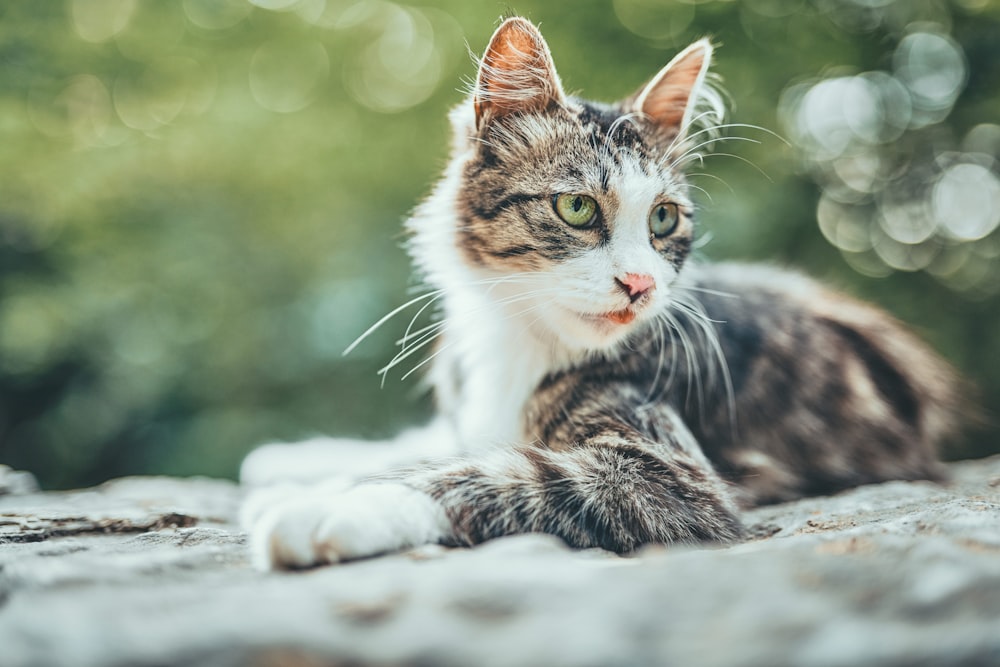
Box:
left=1, top=0, right=998, bottom=489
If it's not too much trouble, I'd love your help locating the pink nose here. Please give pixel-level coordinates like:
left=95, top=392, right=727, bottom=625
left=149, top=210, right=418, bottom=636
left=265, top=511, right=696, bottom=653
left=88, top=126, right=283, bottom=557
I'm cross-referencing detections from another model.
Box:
left=615, top=273, right=656, bottom=302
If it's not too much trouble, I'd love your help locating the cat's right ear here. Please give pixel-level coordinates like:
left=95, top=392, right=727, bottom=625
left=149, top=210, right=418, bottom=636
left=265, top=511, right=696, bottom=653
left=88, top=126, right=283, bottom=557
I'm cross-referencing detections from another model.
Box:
left=627, top=39, right=716, bottom=141
left=473, top=17, right=565, bottom=130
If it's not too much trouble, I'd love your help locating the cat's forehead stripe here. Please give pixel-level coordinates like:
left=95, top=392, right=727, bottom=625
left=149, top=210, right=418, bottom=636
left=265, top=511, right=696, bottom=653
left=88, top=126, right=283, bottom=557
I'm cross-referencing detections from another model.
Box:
left=574, top=103, right=646, bottom=147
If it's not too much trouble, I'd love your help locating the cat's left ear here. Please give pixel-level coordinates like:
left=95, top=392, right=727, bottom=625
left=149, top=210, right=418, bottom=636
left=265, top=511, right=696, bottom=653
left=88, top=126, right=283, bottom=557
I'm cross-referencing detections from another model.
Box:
left=628, top=39, right=714, bottom=139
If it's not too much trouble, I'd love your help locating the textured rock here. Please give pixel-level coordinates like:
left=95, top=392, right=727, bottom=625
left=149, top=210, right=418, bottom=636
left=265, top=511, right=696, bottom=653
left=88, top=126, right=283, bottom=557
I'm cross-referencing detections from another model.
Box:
left=1, top=458, right=999, bottom=667
left=0, top=465, right=37, bottom=497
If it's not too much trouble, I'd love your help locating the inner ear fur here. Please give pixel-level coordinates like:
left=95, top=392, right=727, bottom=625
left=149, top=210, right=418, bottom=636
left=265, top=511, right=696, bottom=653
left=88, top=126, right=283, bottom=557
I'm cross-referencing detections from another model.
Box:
left=627, top=39, right=714, bottom=138
left=473, top=17, right=566, bottom=129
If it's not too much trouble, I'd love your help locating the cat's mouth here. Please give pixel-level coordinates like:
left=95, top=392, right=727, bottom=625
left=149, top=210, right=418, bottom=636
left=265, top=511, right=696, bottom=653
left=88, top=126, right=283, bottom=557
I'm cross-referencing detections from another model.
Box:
left=605, top=308, right=636, bottom=325
left=580, top=307, right=637, bottom=326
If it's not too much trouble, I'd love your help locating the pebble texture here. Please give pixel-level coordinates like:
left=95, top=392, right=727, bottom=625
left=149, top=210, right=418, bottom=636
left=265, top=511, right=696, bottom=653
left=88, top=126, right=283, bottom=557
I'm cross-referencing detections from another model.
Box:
left=1, top=458, right=999, bottom=667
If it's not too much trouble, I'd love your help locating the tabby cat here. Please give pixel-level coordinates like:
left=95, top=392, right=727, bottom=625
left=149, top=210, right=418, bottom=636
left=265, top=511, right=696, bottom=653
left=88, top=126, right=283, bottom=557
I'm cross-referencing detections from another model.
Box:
left=241, top=17, right=957, bottom=569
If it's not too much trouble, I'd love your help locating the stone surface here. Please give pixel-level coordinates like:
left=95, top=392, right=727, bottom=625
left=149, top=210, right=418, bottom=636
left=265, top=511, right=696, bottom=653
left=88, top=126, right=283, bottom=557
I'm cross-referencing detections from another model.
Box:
left=0, top=465, right=37, bottom=497
left=1, top=458, right=999, bottom=667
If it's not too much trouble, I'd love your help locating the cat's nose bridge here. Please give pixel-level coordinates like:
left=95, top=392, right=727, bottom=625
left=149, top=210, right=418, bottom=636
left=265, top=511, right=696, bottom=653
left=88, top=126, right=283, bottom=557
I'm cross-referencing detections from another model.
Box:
left=615, top=272, right=656, bottom=303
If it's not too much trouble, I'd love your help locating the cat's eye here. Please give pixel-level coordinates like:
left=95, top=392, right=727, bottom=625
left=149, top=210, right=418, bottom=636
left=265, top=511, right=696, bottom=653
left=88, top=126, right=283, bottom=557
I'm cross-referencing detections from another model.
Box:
left=553, top=194, right=598, bottom=228
left=649, top=202, right=679, bottom=237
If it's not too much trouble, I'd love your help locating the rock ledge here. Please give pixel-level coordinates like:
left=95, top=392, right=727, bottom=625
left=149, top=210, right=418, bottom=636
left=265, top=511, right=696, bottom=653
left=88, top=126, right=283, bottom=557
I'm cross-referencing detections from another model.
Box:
left=1, top=458, right=999, bottom=667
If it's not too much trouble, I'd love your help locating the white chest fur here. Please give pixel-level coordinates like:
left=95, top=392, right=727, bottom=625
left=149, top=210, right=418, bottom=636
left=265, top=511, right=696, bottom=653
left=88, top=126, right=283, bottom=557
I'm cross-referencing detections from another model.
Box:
left=430, top=282, right=562, bottom=452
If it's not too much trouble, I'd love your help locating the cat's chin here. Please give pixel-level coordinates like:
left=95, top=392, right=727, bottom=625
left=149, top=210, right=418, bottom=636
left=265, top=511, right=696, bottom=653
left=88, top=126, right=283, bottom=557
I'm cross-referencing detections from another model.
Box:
left=542, top=306, right=647, bottom=352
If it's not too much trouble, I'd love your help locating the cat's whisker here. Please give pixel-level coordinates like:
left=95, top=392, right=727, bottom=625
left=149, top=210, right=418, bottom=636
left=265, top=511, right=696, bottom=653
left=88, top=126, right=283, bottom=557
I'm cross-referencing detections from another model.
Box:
left=680, top=151, right=774, bottom=182
left=396, top=339, right=456, bottom=383
left=644, top=315, right=668, bottom=403
left=686, top=171, right=735, bottom=195
left=665, top=109, right=724, bottom=157
left=493, top=289, right=565, bottom=306
left=344, top=289, right=445, bottom=357
left=381, top=327, right=447, bottom=378
left=665, top=119, right=786, bottom=165
left=670, top=295, right=737, bottom=435
left=669, top=135, right=762, bottom=170
left=664, top=318, right=681, bottom=398
left=707, top=122, right=788, bottom=145
left=684, top=181, right=714, bottom=203
left=658, top=309, right=701, bottom=415
left=509, top=298, right=564, bottom=353
left=692, top=231, right=714, bottom=249
left=666, top=302, right=718, bottom=425
left=399, top=293, right=447, bottom=350
left=383, top=285, right=564, bottom=383
left=671, top=301, right=717, bottom=374
left=676, top=284, right=738, bottom=299
left=481, top=278, right=563, bottom=300
left=671, top=297, right=728, bottom=324
left=394, top=320, right=444, bottom=348
left=674, top=122, right=786, bottom=154
left=660, top=311, right=696, bottom=413
left=473, top=272, right=563, bottom=290
left=398, top=327, right=447, bottom=362
left=656, top=314, right=683, bottom=406
left=500, top=294, right=562, bottom=323
left=398, top=294, right=560, bottom=382
left=356, top=271, right=558, bottom=359
left=404, top=286, right=555, bottom=342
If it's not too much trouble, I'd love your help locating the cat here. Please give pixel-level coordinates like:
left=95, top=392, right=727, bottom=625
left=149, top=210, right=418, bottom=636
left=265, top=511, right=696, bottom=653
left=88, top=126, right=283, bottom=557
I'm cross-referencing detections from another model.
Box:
left=241, top=17, right=959, bottom=569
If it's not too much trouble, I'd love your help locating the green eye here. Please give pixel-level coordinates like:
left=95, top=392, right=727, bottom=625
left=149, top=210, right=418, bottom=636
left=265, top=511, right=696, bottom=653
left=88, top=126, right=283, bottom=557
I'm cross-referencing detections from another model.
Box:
left=649, top=202, right=679, bottom=237
left=553, top=194, right=598, bottom=227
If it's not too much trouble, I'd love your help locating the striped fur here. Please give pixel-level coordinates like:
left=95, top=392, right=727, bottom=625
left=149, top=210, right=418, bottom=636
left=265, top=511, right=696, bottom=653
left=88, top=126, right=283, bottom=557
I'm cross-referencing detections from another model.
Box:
left=245, top=18, right=959, bottom=569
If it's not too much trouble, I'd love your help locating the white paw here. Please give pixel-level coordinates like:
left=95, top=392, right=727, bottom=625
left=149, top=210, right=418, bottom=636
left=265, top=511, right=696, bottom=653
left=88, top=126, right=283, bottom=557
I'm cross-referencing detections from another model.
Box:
left=248, top=483, right=451, bottom=570
left=239, top=478, right=353, bottom=532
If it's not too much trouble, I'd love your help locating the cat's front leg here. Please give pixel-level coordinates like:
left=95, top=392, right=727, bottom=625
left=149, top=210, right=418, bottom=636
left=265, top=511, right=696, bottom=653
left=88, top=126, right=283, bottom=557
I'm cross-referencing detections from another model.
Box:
left=251, top=413, right=742, bottom=569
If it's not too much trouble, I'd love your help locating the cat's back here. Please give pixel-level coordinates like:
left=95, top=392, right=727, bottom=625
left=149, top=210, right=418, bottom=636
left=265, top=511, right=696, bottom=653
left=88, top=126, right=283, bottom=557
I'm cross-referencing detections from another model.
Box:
left=636, top=261, right=958, bottom=503
left=683, top=261, right=955, bottom=418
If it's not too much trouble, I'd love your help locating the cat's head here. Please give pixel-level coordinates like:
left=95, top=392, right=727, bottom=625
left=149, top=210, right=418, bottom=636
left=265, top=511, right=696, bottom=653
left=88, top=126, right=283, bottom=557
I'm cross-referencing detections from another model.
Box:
left=413, top=17, right=722, bottom=352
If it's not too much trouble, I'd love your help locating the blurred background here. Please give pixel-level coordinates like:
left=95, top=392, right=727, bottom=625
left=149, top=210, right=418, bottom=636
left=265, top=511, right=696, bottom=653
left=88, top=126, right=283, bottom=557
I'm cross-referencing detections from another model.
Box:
left=1, top=0, right=998, bottom=490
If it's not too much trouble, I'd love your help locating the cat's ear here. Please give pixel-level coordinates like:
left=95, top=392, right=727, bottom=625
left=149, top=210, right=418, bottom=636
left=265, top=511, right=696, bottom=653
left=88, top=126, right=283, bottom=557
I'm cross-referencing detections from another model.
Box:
left=628, top=39, right=714, bottom=137
left=473, top=17, right=565, bottom=129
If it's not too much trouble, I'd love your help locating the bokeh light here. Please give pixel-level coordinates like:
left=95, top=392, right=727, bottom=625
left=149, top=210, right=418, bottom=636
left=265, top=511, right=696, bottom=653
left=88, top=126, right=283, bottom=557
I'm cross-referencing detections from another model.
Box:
left=250, top=38, right=329, bottom=113
left=612, top=0, right=696, bottom=42
left=933, top=163, right=1000, bottom=242
left=182, top=0, right=252, bottom=31
left=114, top=57, right=206, bottom=130
left=893, top=31, right=966, bottom=127
left=70, top=0, right=135, bottom=43
left=342, top=4, right=447, bottom=113
left=248, top=0, right=302, bottom=11
left=778, top=9, right=998, bottom=297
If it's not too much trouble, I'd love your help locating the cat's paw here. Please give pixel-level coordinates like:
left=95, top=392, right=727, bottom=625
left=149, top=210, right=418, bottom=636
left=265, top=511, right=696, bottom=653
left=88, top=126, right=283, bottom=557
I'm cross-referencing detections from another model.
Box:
left=248, top=483, right=451, bottom=570
left=240, top=478, right=353, bottom=533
